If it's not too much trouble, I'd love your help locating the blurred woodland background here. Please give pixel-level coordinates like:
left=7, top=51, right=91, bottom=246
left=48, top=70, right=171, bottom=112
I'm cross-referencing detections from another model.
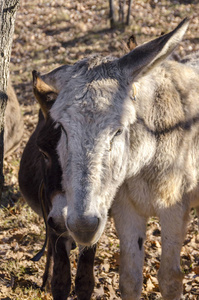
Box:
left=0, top=0, right=199, bottom=299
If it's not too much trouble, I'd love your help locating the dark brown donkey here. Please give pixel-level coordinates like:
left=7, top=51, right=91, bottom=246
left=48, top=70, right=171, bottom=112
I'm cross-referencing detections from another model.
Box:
left=18, top=73, right=96, bottom=300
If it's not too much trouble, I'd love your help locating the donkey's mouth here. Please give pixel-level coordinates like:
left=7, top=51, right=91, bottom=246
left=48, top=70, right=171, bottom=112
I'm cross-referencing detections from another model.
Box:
left=69, top=231, right=99, bottom=246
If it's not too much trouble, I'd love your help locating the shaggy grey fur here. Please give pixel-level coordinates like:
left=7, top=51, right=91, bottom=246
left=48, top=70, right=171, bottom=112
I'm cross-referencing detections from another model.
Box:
left=28, top=19, right=199, bottom=299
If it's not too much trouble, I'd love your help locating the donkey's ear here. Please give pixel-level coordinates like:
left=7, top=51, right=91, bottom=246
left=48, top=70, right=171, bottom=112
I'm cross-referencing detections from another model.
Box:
left=118, top=18, right=189, bottom=81
left=127, top=34, right=138, bottom=51
left=32, top=70, right=58, bottom=119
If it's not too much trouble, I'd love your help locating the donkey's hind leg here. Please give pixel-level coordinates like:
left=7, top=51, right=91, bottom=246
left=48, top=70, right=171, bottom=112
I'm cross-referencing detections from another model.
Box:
left=158, top=202, right=189, bottom=300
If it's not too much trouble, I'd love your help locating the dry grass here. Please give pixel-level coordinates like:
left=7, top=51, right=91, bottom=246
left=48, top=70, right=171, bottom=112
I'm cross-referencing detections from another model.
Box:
left=0, top=0, right=199, bottom=299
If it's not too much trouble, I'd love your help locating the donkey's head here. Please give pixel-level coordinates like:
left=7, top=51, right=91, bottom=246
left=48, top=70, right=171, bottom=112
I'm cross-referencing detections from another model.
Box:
left=32, top=73, right=68, bottom=234
left=33, top=19, right=189, bottom=246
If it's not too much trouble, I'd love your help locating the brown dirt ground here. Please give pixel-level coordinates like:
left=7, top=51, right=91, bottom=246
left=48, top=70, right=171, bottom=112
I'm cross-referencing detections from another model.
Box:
left=0, top=0, right=199, bottom=299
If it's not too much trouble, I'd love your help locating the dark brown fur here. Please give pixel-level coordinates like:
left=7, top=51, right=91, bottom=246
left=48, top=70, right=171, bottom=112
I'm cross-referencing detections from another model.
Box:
left=19, top=108, right=96, bottom=300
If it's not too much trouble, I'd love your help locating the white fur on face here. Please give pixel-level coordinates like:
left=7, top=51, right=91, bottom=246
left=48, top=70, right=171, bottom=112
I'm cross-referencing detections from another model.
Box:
left=48, top=54, right=141, bottom=246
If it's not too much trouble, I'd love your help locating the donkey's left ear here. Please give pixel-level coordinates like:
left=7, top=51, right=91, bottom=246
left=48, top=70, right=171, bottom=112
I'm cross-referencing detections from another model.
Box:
left=118, top=18, right=189, bottom=81
left=32, top=70, right=58, bottom=119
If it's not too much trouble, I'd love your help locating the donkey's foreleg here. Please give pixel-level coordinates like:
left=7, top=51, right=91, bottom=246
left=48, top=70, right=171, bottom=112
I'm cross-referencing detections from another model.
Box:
left=50, top=232, right=71, bottom=300
left=112, top=192, right=147, bottom=300
left=75, top=245, right=96, bottom=300
left=158, top=202, right=189, bottom=300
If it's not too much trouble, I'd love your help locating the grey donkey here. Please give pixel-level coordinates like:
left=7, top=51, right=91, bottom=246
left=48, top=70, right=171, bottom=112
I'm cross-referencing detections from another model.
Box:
left=19, top=18, right=199, bottom=299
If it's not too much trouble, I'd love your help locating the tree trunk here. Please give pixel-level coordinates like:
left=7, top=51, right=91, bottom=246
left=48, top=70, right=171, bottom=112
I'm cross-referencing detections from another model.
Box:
left=126, top=0, right=132, bottom=25
left=119, top=0, right=126, bottom=24
left=109, top=0, right=132, bottom=28
left=109, top=0, right=115, bottom=29
left=0, top=0, right=19, bottom=201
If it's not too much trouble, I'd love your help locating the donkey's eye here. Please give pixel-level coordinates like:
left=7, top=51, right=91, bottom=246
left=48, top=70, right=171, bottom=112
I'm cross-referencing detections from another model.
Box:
left=39, top=150, right=50, bottom=163
left=109, top=128, right=123, bottom=151
left=58, top=123, right=68, bottom=142
left=114, top=128, right=123, bottom=137
left=42, top=152, right=48, bottom=160
left=58, top=122, right=68, bottom=139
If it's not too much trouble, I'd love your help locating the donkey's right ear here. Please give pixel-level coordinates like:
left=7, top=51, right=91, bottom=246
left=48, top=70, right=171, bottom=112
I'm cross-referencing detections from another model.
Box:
left=32, top=70, right=58, bottom=119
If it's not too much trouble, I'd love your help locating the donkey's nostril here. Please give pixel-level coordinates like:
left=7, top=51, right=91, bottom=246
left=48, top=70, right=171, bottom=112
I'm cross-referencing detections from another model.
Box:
left=48, top=216, right=57, bottom=230
left=72, top=241, right=76, bottom=250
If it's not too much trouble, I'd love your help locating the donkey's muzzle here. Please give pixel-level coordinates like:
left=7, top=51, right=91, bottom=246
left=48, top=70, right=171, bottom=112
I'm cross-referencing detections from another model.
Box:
left=67, top=215, right=99, bottom=245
